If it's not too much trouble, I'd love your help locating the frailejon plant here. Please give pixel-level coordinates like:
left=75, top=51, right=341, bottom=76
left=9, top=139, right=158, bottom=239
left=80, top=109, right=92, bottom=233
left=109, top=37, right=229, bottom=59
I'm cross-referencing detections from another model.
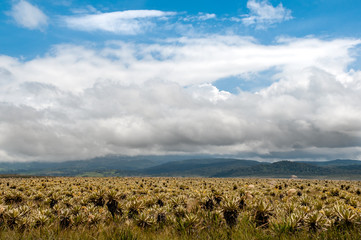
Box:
left=127, top=200, right=144, bottom=219
left=333, top=203, right=357, bottom=227
left=135, top=212, right=155, bottom=229
left=222, top=197, right=239, bottom=228
left=175, top=213, right=201, bottom=235
left=305, top=210, right=327, bottom=232
left=253, top=199, right=272, bottom=227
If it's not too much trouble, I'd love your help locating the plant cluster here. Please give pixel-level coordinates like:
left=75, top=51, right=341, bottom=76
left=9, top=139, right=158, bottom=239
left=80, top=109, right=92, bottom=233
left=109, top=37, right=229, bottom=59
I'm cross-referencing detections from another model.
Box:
left=0, top=177, right=360, bottom=239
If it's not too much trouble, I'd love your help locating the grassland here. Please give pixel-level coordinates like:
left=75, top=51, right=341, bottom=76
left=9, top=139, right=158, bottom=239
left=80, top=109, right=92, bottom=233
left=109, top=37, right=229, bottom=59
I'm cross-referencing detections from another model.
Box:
left=0, top=177, right=361, bottom=239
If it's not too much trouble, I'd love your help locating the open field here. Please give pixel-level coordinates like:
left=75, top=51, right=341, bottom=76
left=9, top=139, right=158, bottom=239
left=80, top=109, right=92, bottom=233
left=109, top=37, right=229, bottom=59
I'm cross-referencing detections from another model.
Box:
left=0, top=177, right=361, bottom=239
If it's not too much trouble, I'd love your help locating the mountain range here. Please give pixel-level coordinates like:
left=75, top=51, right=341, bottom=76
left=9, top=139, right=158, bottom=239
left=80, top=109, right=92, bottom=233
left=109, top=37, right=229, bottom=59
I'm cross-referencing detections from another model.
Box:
left=1, top=156, right=361, bottom=179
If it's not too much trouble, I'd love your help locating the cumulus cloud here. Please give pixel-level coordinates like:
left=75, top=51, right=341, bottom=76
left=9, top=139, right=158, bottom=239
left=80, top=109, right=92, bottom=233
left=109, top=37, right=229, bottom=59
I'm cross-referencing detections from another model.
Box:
left=0, top=36, right=361, bottom=161
left=242, top=0, right=292, bottom=29
left=63, top=10, right=176, bottom=34
left=8, top=0, right=48, bottom=30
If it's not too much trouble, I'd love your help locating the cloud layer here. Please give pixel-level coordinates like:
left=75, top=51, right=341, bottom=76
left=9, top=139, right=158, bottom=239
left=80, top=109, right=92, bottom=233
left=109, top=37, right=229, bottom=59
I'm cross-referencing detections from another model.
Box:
left=8, top=0, right=48, bottom=30
left=0, top=36, right=361, bottom=161
left=1, top=36, right=357, bottom=91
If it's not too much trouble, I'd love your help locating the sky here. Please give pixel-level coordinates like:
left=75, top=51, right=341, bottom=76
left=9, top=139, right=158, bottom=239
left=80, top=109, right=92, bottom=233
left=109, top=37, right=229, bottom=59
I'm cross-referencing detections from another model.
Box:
left=1, top=0, right=361, bottom=162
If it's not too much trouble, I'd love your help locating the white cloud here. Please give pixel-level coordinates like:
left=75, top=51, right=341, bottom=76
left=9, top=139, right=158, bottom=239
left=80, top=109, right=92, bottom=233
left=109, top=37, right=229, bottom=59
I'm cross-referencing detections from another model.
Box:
left=198, top=13, right=216, bottom=21
left=182, top=13, right=216, bottom=22
left=8, top=0, right=48, bottom=30
left=0, top=36, right=361, bottom=161
left=242, top=0, right=292, bottom=29
left=63, top=10, right=176, bottom=34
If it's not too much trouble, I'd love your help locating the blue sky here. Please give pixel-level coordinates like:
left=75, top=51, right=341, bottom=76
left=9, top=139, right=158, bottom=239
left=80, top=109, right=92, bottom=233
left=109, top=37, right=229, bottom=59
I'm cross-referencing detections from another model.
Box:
left=1, top=0, right=361, bottom=162
left=2, top=0, right=361, bottom=58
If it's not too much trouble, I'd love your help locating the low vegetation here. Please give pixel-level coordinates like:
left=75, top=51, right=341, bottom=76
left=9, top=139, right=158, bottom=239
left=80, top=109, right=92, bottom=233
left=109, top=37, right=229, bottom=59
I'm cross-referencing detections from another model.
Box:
left=0, top=177, right=361, bottom=239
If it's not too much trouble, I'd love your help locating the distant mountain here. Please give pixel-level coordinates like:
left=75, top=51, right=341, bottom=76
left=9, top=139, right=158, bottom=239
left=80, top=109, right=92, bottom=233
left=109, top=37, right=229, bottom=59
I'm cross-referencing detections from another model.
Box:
left=140, top=159, right=361, bottom=178
left=301, top=159, right=361, bottom=167
left=0, top=156, right=159, bottom=176
left=141, top=158, right=261, bottom=177
left=213, top=161, right=333, bottom=177
left=1, top=157, right=361, bottom=179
